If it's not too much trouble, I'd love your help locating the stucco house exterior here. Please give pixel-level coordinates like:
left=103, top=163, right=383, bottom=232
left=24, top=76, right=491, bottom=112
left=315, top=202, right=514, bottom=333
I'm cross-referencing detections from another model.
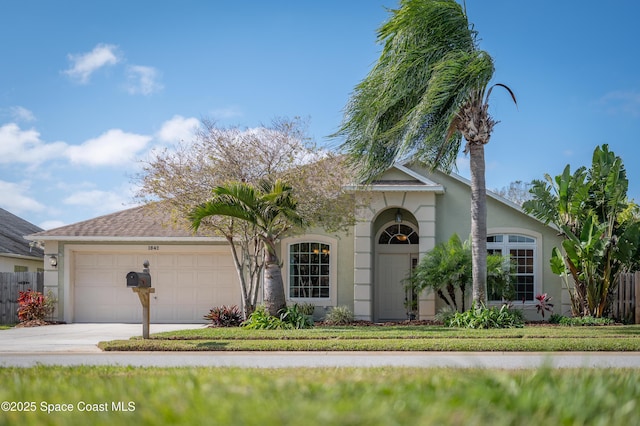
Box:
left=0, top=208, right=44, bottom=273
left=26, top=162, right=565, bottom=324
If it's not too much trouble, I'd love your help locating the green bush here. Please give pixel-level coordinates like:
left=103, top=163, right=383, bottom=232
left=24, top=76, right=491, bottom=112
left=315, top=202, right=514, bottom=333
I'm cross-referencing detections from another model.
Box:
left=434, top=306, right=456, bottom=324
left=325, top=306, right=354, bottom=325
left=558, top=316, right=614, bottom=326
left=548, top=313, right=565, bottom=324
left=241, top=305, right=314, bottom=330
left=242, top=306, right=287, bottom=329
left=294, top=302, right=316, bottom=316
left=204, top=305, right=243, bottom=327
left=279, top=304, right=314, bottom=329
left=446, top=303, right=524, bottom=329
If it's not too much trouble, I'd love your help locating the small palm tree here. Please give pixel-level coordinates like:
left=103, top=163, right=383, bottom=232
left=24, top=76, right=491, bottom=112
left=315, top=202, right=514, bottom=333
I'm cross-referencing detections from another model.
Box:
left=334, top=0, right=515, bottom=305
left=190, top=179, right=306, bottom=316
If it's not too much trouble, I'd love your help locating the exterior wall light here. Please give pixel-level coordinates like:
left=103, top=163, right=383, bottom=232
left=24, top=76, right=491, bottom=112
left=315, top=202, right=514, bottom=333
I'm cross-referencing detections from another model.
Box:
left=395, top=209, right=403, bottom=223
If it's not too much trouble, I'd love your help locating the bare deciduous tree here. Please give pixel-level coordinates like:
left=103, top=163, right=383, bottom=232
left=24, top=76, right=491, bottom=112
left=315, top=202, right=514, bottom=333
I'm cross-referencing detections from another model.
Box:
left=136, top=117, right=355, bottom=318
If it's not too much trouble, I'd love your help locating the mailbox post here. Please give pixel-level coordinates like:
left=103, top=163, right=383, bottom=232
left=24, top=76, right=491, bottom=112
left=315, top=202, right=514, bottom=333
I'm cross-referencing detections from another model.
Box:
left=127, top=260, right=155, bottom=339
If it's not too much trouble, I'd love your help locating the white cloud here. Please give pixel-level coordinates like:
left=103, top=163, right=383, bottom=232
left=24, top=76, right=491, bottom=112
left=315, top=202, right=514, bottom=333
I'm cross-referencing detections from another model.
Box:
left=62, top=188, right=139, bottom=215
left=10, top=106, right=36, bottom=122
left=0, top=180, right=45, bottom=214
left=65, top=129, right=151, bottom=166
left=62, top=189, right=129, bottom=212
left=0, top=123, right=67, bottom=166
left=64, top=43, right=120, bottom=84
left=156, top=115, right=199, bottom=143
left=598, top=90, right=640, bottom=117
left=126, top=65, right=163, bottom=95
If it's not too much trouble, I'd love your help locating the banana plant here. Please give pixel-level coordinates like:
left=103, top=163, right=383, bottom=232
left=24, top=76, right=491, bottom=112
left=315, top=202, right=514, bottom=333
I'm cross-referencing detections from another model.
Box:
left=524, top=145, right=640, bottom=317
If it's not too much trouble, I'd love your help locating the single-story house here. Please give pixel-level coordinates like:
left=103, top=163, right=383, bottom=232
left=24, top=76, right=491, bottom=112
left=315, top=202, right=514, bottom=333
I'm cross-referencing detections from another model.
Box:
left=0, top=207, right=44, bottom=273
left=26, top=162, right=566, bottom=324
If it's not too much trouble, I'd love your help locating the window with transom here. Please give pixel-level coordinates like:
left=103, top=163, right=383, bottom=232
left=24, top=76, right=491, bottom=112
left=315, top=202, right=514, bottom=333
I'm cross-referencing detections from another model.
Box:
left=487, top=234, right=536, bottom=302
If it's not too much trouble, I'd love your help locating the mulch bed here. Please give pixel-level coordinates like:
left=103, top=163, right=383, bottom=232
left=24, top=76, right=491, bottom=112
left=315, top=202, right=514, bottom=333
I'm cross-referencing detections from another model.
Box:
left=14, top=320, right=65, bottom=328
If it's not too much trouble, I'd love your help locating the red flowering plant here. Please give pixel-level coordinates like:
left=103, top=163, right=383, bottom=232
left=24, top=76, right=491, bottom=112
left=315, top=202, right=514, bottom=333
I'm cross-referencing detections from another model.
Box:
left=17, top=289, right=54, bottom=322
left=535, top=293, right=554, bottom=319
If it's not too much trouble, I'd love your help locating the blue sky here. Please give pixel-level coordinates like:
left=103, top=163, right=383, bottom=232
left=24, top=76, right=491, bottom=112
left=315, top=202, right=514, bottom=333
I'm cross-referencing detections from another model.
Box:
left=2, top=1, right=639, bottom=230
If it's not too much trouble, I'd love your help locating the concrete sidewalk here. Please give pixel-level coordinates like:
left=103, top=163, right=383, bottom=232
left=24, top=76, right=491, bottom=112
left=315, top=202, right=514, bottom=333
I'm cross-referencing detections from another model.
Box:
left=2, top=351, right=640, bottom=368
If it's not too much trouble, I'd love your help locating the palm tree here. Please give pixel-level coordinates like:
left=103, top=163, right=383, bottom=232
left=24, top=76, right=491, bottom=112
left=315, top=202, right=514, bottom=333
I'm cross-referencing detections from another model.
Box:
left=190, top=179, right=306, bottom=316
left=333, top=0, right=515, bottom=305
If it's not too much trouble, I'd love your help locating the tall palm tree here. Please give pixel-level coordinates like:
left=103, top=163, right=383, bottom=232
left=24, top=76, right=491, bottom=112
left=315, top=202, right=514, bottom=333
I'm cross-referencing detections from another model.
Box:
left=190, top=179, right=306, bottom=316
left=334, top=0, right=515, bottom=305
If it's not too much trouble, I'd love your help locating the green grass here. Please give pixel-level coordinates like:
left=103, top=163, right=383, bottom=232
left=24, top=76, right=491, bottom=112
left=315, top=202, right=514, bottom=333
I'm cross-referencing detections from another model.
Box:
left=0, top=324, right=13, bottom=330
left=98, top=325, right=640, bottom=352
left=0, top=366, right=638, bottom=425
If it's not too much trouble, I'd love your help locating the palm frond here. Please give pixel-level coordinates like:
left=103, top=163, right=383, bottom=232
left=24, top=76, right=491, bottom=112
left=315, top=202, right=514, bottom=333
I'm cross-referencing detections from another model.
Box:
left=333, top=0, right=495, bottom=181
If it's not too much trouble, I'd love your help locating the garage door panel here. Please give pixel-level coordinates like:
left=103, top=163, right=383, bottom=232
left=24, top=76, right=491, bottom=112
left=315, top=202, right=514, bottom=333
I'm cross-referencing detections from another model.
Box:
left=196, top=254, right=216, bottom=267
left=73, top=250, right=240, bottom=323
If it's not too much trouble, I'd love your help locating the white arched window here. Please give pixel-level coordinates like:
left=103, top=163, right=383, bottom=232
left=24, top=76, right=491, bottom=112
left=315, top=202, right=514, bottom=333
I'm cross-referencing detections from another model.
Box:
left=487, top=233, right=537, bottom=302
left=378, top=223, right=419, bottom=245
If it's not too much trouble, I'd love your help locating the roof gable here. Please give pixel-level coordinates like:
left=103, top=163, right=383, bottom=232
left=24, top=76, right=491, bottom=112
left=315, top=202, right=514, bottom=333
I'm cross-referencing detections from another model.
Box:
left=347, top=163, right=445, bottom=193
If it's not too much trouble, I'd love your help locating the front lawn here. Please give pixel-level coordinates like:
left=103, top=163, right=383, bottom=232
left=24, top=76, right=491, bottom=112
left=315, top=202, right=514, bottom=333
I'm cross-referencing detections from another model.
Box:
left=98, top=324, right=640, bottom=352
left=1, top=366, right=638, bottom=426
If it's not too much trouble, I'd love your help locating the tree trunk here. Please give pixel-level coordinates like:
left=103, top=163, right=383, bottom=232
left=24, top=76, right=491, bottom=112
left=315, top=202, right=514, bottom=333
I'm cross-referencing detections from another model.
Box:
left=262, top=240, right=287, bottom=317
left=469, top=143, right=487, bottom=305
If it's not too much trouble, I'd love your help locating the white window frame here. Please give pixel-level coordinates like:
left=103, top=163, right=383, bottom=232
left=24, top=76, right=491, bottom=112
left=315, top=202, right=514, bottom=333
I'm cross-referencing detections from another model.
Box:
left=282, top=235, right=337, bottom=307
left=487, top=228, right=542, bottom=304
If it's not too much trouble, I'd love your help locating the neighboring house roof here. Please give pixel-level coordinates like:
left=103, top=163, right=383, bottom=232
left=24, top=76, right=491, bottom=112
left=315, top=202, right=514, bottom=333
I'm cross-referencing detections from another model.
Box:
left=27, top=204, right=224, bottom=243
left=0, top=208, right=44, bottom=259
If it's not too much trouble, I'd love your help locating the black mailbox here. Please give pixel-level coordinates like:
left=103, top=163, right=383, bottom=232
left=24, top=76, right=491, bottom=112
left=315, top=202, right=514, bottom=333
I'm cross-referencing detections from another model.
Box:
left=126, top=271, right=151, bottom=288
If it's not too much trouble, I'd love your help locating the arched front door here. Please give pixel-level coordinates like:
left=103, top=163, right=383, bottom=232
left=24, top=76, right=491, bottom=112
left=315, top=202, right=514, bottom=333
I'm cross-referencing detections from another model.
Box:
left=375, top=222, right=419, bottom=322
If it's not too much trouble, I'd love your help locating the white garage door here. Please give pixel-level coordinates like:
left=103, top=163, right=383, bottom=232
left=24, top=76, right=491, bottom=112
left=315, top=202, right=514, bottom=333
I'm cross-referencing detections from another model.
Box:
left=72, top=248, right=240, bottom=323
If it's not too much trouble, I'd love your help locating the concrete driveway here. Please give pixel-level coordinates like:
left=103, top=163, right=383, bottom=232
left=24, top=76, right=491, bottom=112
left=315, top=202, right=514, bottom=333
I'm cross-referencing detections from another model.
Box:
left=0, top=323, right=205, bottom=353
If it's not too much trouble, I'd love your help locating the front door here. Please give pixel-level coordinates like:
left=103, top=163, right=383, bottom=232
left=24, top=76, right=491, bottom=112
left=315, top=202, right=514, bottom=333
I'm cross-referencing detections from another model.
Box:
left=376, top=252, right=414, bottom=321
left=375, top=222, right=419, bottom=322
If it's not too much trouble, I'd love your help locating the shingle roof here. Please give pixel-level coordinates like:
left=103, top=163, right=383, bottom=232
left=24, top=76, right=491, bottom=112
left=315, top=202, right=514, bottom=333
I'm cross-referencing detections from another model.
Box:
left=0, top=208, right=44, bottom=257
left=28, top=204, right=211, bottom=240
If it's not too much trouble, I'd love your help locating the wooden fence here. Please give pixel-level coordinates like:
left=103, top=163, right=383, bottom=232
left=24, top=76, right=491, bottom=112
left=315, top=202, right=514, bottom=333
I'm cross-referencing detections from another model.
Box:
left=0, top=272, right=44, bottom=325
left=611, top=271, right=640, bottom=324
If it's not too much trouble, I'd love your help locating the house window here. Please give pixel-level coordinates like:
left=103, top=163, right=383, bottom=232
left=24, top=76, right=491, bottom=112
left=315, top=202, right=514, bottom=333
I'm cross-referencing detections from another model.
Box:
left=487, top=234, right=536, bottom=302
left=289, top=242, right=331, bottom=299
left=378, top=224, right=419, bottom=245
left=14, top=266, right=28, bottom=272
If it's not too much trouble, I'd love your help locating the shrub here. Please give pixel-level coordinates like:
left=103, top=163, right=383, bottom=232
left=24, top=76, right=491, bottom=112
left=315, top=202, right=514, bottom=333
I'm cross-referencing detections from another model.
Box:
left=324, top=306, right=354, bottom=325
left=280, top=304, right=314, bottom=329
left=535, top=293, right=554, bottom=318
left=241, top=306, right=287, bottom=329
left=241, top=305, right=314, bottom=330
left=204, top=305, right=243, bottom=327
left=434, top=306, right=456, bottom=324
left=294, top=302, right=316, bottom=316
left=548, top=313, right=565, bottom=324
left=17, top=289, right=54, bottom=322
left=558, top=316, right=614, bottom=326
left=445, top=303, right=524, bottom=329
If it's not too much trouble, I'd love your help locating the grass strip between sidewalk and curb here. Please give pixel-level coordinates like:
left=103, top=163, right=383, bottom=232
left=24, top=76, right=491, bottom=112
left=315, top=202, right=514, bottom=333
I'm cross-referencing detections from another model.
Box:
left=98, top=325, right=640, bottom=352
